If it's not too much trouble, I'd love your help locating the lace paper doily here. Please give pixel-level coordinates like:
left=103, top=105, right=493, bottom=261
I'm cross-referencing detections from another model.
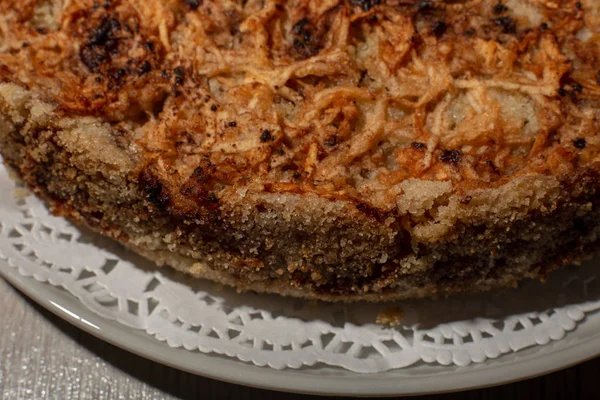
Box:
left=1, top=163, right=599, bottom=373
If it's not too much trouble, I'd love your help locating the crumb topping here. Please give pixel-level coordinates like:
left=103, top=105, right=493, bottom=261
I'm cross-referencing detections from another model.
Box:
left=1, top=0, right=599, bottom=211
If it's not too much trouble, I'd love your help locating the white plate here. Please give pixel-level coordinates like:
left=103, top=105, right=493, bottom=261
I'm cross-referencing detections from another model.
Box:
left=2, top=259, right=600, bottom=397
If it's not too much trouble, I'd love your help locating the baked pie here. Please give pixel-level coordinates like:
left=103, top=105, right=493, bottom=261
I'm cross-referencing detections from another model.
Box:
left=1, top=0, right=599, bottom=301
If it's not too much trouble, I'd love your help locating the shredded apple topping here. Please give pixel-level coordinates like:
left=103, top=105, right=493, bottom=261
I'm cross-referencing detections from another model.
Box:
left=1, top=0, right=599, bottom=210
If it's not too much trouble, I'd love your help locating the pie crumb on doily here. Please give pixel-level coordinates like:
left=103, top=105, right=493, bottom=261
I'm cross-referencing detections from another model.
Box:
left=376, top=308, right=404, bottom=327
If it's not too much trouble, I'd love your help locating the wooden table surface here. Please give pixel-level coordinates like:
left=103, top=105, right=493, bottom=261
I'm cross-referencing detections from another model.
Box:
left=1, top=277, right=599, bottom=400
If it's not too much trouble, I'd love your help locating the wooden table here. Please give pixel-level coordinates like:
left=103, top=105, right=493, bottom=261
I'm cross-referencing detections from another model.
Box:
left=1, top=277, right=598, bottom=399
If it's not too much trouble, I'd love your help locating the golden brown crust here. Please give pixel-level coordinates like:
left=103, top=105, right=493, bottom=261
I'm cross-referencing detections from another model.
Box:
left=1, top=1, right=600, bottom=301
left=2, top=0, right=600, bottom=207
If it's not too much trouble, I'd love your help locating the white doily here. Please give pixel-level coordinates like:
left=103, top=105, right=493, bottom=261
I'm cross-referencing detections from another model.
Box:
left=1, top=163, right=600, bottom=373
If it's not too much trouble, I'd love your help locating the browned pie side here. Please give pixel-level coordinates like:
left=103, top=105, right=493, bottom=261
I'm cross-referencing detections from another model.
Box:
left=1, top=1, right=600, bottom=301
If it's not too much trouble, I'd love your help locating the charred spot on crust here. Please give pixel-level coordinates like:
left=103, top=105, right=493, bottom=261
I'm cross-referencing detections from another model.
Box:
left=411, top=142, right=426, bottom=149
left=291, top=18, right=321, bottom=59
left=324, top=136, right=338, bottom=147
left=431, top=21, right=447, bottom=37
left=80, top=17, right=121, bottom=72
left=260, top=129, right=273, bottom=143
left=558, top=81, right=585, bottom=101
left=89, top=17, right=121, bottom=47
left=441, top=149, right=462, bottom=164
left=81, top=45, right=107, bottom=72
left=190, top=165, right=211, bottom=183
left=138, top=60, right=151, bottom=75
left=183, top=0, right=201, bottom=10
left=173, top=67, right=185, bottom=85
left=110, top=67, right=127, bottom=82
left=492, top=3, right=508, bottom=14
left=139, top=169, right=171, bottom=210
left=350, top=0, right=381, bottom=11
left=493, top=16, right=517, bottom=34
left=416, top=1, right=433, bottom=12
left=573, top=138, right=587, bottom=149
left=292, top=17, right=310, bottom=35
